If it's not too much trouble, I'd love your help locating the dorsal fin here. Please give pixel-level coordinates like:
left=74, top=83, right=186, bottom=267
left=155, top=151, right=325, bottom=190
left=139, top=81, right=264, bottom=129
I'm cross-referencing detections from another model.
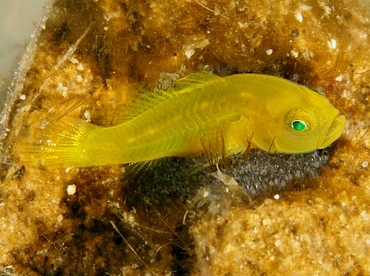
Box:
left=171, top=70, right=225, bottom=94
left=119, top=71, right=225, bottom=121
left=119, top=90, right=170, bottom=121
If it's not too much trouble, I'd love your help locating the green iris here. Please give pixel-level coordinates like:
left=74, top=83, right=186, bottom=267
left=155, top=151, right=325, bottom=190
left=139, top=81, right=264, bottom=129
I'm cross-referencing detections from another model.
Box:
left=292, top=120, right=307, bottom=131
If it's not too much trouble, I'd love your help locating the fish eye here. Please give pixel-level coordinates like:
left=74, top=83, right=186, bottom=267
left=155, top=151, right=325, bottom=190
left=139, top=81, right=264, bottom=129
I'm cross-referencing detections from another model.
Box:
left=284, top=109, right=314, bottom=133
left=292, top=120, right=307, bottom=131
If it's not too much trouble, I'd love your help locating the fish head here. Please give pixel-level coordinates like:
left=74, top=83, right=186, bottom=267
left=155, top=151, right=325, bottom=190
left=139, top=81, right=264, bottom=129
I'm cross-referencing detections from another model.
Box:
left=249, top=84, right=345, bottom=154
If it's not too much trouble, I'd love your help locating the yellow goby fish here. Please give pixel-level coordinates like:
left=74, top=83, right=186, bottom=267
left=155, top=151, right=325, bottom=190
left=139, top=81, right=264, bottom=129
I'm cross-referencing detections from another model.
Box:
left=17, top=71, right=345, bottom=167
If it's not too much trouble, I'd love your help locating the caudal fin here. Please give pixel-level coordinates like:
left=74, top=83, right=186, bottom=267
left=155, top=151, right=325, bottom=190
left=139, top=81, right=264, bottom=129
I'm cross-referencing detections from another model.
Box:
left=16, top=116, right=99, bottom=168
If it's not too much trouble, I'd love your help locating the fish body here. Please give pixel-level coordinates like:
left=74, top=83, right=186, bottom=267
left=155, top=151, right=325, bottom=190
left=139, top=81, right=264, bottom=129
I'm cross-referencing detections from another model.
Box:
left=17, top=71, right=345, bottom=167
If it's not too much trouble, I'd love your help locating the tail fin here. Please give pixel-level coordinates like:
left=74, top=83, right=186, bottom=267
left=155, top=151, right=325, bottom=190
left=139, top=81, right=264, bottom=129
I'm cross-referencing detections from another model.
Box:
left=16, top=115, right=99, bottom=168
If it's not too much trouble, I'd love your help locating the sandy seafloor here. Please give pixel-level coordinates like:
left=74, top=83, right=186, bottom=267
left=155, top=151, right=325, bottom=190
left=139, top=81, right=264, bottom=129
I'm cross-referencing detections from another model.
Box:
left=1, top=0, right=370, bottom=275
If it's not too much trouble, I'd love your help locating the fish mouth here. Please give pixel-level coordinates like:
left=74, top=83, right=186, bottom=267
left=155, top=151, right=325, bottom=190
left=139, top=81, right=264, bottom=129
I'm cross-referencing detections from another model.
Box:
left=317, top=114, right=346, bottom=149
